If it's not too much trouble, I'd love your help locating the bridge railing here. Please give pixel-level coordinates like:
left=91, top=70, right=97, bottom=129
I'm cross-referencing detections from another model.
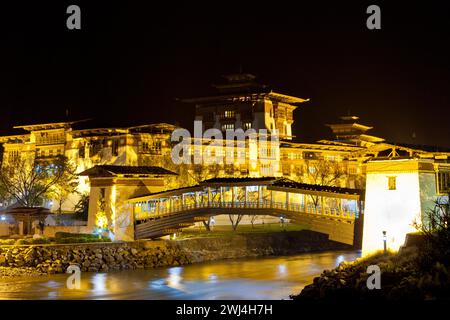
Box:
left=135, top=198, right=357, bottom=222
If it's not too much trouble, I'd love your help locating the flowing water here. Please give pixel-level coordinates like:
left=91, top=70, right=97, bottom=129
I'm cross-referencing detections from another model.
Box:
left=0, top=250, right=360, bottom=300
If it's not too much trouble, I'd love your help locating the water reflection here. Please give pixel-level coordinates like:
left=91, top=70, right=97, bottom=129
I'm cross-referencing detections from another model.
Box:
left=92, top=273, right=107, bottom=294
left=0, top=250, right=360, bottom=300
left=277, top=264, right=287, bottom=277
left=166, top=267, right=184, bottom=290
left=335, top=255, right=346, bottom=266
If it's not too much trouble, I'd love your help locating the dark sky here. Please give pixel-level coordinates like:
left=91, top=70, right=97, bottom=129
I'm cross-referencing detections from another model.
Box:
left=1, top=1, right=450, bottom=146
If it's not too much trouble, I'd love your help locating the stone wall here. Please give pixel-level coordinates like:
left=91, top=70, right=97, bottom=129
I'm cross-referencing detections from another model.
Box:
left=0, top=231, right=350, bottom=275
left=292, top=215, right=356, bottom=245
left=0, top=223, right=11, bottom=236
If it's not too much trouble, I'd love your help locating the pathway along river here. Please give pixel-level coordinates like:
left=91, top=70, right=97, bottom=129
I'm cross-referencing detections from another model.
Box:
left=0, top=250, right=360, bottom=300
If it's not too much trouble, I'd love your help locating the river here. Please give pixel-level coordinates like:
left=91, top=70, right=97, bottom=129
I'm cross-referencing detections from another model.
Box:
left=0, top=250, right=360, bottom=300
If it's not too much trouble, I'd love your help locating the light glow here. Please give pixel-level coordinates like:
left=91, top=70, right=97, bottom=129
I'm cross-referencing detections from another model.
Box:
left=362, top=160, right=429, bottom=255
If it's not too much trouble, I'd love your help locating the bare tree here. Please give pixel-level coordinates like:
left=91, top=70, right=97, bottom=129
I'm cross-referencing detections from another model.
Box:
left=302, top=160, right=346, bottom=208
left=306, top=160, right=345, bottom=186
left=413, top=194, right=450, bottom=242
left=229, top=214, right=244, bottom=231
left=228, top=187, right=245, bottom=231
left=249, top=215, right=258, bottom=228
left=413, top=192, right=450, bottom=267
left=0, top=154, right=75, bottom=208
left=49, top=158, right=79, bottom=214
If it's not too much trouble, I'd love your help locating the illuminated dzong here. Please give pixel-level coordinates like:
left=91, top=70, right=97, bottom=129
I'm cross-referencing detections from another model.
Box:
left=1, top=74, right=449, bottom=255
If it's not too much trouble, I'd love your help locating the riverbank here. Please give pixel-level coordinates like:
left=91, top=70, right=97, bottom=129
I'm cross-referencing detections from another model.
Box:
left=291, top=245, right=450, bottom=301
left=0, top=266, right=46, bottom=277
left=0, top=230, right=351, bottom=276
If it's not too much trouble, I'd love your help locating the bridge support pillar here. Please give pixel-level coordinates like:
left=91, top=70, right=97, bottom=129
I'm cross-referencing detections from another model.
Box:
left=285, top=192, right=289, bottom=210
left=321, top=196, right=325, bottom=215
left=270, top=190, right=273, bottom=209
left=258, top=186, right=262, bottom=208
left=232, top=187, right=235, bottom=208
left=195, top=192, right=200, bottom=208
left=245, top=187, right=248, bottom=208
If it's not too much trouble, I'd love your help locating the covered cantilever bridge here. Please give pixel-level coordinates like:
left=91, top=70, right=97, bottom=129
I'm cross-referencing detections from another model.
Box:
left=129, top=178, right=365, bottom=246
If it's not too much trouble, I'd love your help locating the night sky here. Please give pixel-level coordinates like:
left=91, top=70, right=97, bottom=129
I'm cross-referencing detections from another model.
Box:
left=1, top=2, right=450, bottom=146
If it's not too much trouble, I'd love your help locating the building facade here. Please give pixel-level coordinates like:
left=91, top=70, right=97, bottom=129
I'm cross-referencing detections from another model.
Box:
left=184, top=73, right=308, bottom=140
left=0, top=75, right=450, bottom=252
left=0, top=121, right=176, bottom=213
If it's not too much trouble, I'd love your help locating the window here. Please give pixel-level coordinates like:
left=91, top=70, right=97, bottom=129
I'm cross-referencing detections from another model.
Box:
left=8, top=150, right=20, bottom=161
left=141, top=140, right=162, bottom=154
left=308, top=166, right=316, bottom=174
left=222, top=124, right=234, bottom=131
left=388, top=176, right=397, bottom=190
left=79, top=146, right=85, bottom=158
left=224, top=110, right=235, bottom=118
left=112, top=139, right=119, bottom=156
left=437, top=172, right=450, bottom=194
left=243, top=122, right=252, bottom=130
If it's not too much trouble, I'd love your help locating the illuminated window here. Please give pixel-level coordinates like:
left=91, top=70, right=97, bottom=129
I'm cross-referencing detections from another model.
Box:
left=222, top=124, right=234, bottom=131
left=243, top=122, right=252, bottom=130
left=388, top=176, right=396, bottom=190
left=224, top=110, right=235, bottom=118
left=437, top=172, right=450, bottom=194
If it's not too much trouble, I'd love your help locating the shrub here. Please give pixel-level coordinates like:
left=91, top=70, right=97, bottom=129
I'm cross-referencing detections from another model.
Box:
left=30, top=238, right=51, bottom=244
left=56, top=237, right=77, bottom=244
left=0, top=239, right=15, bottom=245
left=15, top=239, right=31, bottom=245
left=55, top=232, right=105, bottom=241
left=54, top=236, right=111, bottom=244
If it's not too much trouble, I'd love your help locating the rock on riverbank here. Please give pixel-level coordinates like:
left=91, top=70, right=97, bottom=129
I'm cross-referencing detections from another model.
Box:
left=0, top=231, right=350, bottom=276
left=291, top=246, right=450, bottom=301
left=0, top=243, right=191, bottom=274
left=0, top=266, right=46, bottom=277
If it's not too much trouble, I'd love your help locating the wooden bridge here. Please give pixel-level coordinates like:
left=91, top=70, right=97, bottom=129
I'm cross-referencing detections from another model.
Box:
left=129, top=178, right=365, bottom=245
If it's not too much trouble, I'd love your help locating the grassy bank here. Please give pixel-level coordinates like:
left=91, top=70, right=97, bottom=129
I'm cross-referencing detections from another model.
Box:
left=0, top=232, right=110, bottom=246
